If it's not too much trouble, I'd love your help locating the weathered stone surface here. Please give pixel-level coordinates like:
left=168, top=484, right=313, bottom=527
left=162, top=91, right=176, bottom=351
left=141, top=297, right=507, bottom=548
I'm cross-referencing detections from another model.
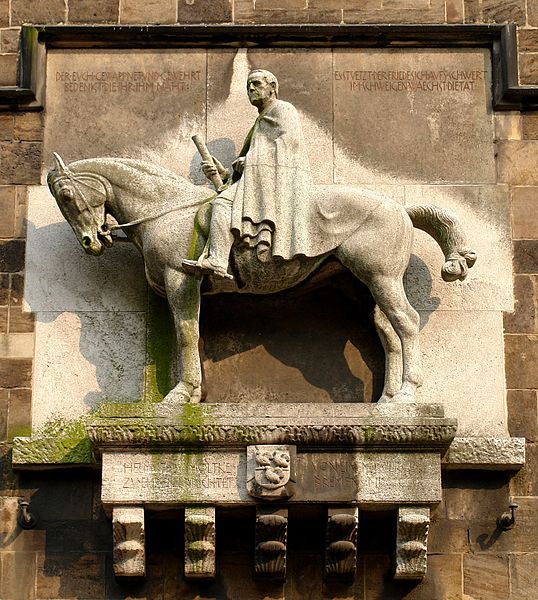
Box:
left=0, top=28, right=20, bottom=53
left=333, top=49, right=494, bottom=184
left=9, top=307, right=34, bottom=334
left=0, top=239, right=24, bottom=272
left=509, top=553, right=538, bottom=600
left=503, top=275, right=537, bottom=333
left=119, top=0, right=176, bottom=24
left=0, top=53, right=17, bottom=86
left=519, top=53, right=538, bottom=85
left=0, top=186, right=15, bottom=237
left=0, top=114, right=13, bottom=140
left=494, top=112, right=521, bottom=140
left=7, top=387, right=31, bottom=440
left=342, top=0, right=446, bottom=24
left=463, top=554, right=509, bottom=600
left=446, top=0, right=464, bottom=22
left=247, top=445, right=296, bottom=500
left=0, top=358, right=31, bottom=388
left=309, top=0, right=379, bottom=7
left=0, top=388, right=7, bottom=440
left=416, top=311, right=508, bottom=437
left=35, top=552, right=106, bottom=599
left=395, top=506, right=429, bottom=580
left=0, top=333, right=35, bottom=359
left=31, top=311, right=145, bottom=429
left=14, top=112, right=43, bottom=142
left=512, top=186, right=538, bottom=239
left=100, top=447, right=443, bottom=506
left=255, top=506, right=287, bottom=579
left=12, top=434, right=95, bottom=466
left=184, top=506, right=215, bottom=578
left=507, top=390, right=538, bottom=441
left=0, top=0, right=8, bottom=27
left=481, top=0, right=525, bottom=24
left=11, top=0, right=66, bottom=25
left=324, top=507, right=358, bottom=580
left=112, top=506, right=145, bottom=577
left=513, top=240, right=538, bottom=274
left=505, top=334, right=538, bottom=389
left=68, top=0, right=120, bottom=23
left=0, top=551, right=37, bottom=600
left=442, top=437, right=525, bottom=470
left=45, top=49, right=206, bottom=176
left=521, top=114, right=538, bottom=139
left=404, top=185, right=512, bottom=311
left=510, top=443, right=538, bottom=496
left=25, top=186, right=147, bottom=312
left=497, top=141, right=538, bottom=185
left=177, top=0, right=232, bottom=23
left=0, top=141, right=41, bottom=185
left=234, top=7, right=343, bottom=23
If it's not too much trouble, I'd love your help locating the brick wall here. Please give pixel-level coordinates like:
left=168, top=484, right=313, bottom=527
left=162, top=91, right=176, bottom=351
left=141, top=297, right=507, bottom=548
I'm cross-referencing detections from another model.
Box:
left=1, top=1, right=538, bottom=598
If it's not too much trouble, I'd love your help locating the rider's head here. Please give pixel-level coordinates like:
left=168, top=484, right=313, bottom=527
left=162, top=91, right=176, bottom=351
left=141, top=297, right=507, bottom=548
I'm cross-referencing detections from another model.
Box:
left=247, top=70, right=279, bottom=108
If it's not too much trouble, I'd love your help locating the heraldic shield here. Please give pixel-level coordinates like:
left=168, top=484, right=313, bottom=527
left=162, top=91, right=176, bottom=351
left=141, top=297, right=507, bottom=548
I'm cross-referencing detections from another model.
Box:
left=247, top=445, right=297, bottom=500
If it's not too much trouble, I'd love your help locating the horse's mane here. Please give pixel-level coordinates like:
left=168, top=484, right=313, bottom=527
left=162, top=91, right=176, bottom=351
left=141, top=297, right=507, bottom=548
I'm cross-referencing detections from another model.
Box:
left=67, top=157, right=209, bottom=205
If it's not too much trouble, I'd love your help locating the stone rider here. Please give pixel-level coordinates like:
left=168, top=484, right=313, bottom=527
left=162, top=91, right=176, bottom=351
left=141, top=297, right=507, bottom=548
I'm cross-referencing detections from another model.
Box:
left=182, top=69, right=313, bottom=279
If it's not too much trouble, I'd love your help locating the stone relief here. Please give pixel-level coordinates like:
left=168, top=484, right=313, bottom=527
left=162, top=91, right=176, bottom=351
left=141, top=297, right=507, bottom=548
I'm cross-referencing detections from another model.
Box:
left=47, top=68, right=476, bottom=413
left=247, top=444, right=296, bottom=500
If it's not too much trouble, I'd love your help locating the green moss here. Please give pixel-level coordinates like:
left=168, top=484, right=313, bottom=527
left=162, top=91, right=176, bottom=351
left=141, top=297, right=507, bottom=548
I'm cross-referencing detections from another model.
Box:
left=144, top=291, right=174, bottom=403
left=7, top=426, right=32, bottom=442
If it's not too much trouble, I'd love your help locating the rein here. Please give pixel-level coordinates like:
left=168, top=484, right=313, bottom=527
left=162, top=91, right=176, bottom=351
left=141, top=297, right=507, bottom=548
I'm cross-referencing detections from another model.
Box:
left=54, top=169, right=216, bottom=234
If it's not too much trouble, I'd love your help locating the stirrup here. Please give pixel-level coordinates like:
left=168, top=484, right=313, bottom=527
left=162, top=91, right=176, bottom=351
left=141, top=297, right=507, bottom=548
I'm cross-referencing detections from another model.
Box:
left=182, top=258, right=233, bottom=280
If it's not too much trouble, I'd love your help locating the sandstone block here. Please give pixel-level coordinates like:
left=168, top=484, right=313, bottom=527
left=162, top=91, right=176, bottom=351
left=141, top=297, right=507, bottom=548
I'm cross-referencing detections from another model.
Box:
left=512, top=187, right=538, bottom=239
left=177, top=0, right=232, bottom=23
left=503, top=275, right=536, bottom=333
left=0, top=142, right=41, bottom=185
left=0, top=389, right=7, bottom=440
left=513, top=240, right=538, bottom=274
left=446, top=0, right=464, bottom=22
left=0, top=307, right=6, bottom=333
left=235, top=8, right=343, bottom=23
left=521, top=114, right=538, bottom=139
left=481, top=0, right=525, bottom=24
left=0, top=114, right=13, bottom=141
left=509, top=553, right=538, bottom=600
left=494, top=112, right=521, bottom=140
left=0, top=551, right=37, bottom=600
left=505, top=334, right=538, bottom=389
left=0, top=240, right=24, bottom=272
left=120, top=0, right=176, bottom=23
left=1, top=28, right=20, bottom=53
left=507, top=390, right=538, bottom=441
left=0, top=333, right=34, bottom=358
left=9, top=307, right=34, bottom=334
left=528, top=0, right=538, bottom=27
left=0, top=1, right=8, bottom=28
left=497, top=141, right=538, bottom=185
left=11, top=0, right=66, bottom=25
left=464, top=0, right=481, bottom=22
left=343, top=0, right=445, bottom=24
left=0, top=54, right=17, bottom=86
left=14, top=112, right=44, bottom=142
left=519, top=53, right=538, bottom=85
left=308, top=0, right=380, bottom=7
left=0, top=358, right=31, bottom=388
left=7, top=387, right=31, bottom=440
left=68, top=0, right=120, bottom=23
left=0, top=186, right=15, bottom=237
left=518, top=30, right=538, bottom=52
left=463, top=554, right=509, bottom=600
left=510, top=442, right=538, bottom=496
left=384, top=0, right=428, bottom=6
left=443, top=437, right=525, bottom=470
left=256, top=0, right=305, bottom=8
left=0, top=273, right=8, bottom=305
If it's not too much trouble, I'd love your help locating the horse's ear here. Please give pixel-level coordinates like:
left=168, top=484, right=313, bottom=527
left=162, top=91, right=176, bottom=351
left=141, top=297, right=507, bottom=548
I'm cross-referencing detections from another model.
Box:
left=52, top=152, right=67, bottom=173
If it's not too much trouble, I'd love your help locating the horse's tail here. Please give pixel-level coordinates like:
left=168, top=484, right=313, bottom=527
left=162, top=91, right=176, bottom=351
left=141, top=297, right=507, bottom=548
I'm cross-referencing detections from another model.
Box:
left=406, top=204, right=477, bottom=282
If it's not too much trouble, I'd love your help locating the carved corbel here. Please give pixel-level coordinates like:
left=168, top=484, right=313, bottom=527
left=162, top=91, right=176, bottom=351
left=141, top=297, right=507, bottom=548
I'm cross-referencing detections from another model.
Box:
left=325, top=507, right=358, bottom=579
left=112, top=506, right=145, bottom=578
left=254, top=507, right=288, bottom=579
left=395, top=506, right=430, bottom=580
left=184, top=506, right=216, bottom=579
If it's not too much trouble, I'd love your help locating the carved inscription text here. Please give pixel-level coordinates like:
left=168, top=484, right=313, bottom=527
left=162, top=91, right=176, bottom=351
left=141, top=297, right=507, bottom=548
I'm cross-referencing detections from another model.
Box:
left=56, top=70, right=202, bottom=93
left=334, top=69, right=486, bottom=92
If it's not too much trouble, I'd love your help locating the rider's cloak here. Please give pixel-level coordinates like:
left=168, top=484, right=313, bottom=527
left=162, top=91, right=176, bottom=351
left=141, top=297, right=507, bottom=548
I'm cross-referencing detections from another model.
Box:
left=228, top=99, right=315, bottom=261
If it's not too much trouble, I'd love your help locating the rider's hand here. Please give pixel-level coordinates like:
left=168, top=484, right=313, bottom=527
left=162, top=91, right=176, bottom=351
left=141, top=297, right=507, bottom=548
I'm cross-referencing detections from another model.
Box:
left=201, top=157, right=229, bottom=183
left=232, top=157, right=245, bottom=175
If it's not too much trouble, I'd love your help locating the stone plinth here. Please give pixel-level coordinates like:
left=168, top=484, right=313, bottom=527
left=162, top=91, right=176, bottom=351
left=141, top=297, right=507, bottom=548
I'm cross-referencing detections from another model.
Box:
left=86, top=403, right=457, bottom=511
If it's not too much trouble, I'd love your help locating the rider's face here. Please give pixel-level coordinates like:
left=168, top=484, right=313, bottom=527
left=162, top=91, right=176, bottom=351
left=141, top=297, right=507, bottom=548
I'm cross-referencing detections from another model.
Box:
left=247, top=76, right=275, bottom=108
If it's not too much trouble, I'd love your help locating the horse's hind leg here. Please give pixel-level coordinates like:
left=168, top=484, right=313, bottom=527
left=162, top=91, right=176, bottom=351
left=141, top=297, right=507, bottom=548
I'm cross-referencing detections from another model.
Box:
left=373, top=305, right=403, bottom=402
left=369, top=276, right=422, bottom=403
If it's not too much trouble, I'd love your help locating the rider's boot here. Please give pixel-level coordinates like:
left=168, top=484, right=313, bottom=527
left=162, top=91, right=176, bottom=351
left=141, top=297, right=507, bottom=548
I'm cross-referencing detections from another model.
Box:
left=182, top=198, right=234, bottom=280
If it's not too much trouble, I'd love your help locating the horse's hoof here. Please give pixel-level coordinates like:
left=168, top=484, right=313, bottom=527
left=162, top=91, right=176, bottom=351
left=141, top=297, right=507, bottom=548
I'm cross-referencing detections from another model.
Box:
left=376, top=395, right=394, bottom=404
left=155, top=390, right=190, bottom=416
left=390, top=391, right=416, bottom=404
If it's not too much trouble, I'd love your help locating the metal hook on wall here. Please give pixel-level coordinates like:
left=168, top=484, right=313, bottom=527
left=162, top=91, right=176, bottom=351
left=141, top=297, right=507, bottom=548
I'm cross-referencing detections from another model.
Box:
left=497, top=500, right=518, bottom=531
left=17, top=500, right=38, bottom=529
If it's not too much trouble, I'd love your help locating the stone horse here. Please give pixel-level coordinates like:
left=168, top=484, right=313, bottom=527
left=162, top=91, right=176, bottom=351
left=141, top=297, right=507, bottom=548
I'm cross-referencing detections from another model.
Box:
left=47, top=154, right=476, bottom=411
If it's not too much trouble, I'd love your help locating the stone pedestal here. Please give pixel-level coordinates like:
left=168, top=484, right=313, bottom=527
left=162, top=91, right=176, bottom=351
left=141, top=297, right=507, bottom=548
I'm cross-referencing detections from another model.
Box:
left=86, top=402, right=456, bottom=580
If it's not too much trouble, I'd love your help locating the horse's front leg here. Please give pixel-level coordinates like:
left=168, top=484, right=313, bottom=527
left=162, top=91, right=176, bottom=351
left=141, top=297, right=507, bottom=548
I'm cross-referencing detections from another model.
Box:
left=158, top=266, right=202, bottom=414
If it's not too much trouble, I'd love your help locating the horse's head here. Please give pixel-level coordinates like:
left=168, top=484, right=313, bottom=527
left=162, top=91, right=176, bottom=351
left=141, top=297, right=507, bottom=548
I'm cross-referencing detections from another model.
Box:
left=48, top=153, right=114, bottom=256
